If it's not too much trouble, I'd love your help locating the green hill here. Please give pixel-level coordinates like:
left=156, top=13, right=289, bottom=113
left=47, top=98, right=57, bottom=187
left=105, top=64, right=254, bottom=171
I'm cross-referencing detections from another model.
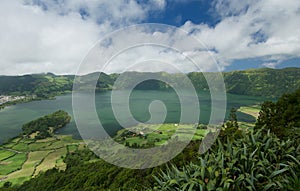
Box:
left=223, top=67, right=300, bottom=96
left=1, top=68, right=300, bottom=98
left=0, top=73, right=73, bottom=98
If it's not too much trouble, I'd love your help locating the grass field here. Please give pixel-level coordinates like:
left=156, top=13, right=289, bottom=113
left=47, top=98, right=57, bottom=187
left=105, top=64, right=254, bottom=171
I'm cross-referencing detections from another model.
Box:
left=11, top=138, right=21, bottom=143
left=11, top=142, right=29, bottom=152
left=36, top=137, right=57, bottom=143
left=2, top=142, right=18, bottom=149
left=238, top=105, right=261, bottom=119
left=6, top=151, right=51, bottom=185
left=0, top=153, right=27, bottom=175
left=21, top=138, right=35, bottom=144
left=0, top=150, right=16, bottom=161
left=67, top=144, right=78, bottom=153
left=27, top=142, right=52, bottom=151
left=0, top=135, right=84, bottom=186
left=55, top=157, right=67, bottom=171
left=46, top=140, right=66, bottom=150
left=34, top=147, right=67, bottom=176
left=115, top=124, right=208, bottom=147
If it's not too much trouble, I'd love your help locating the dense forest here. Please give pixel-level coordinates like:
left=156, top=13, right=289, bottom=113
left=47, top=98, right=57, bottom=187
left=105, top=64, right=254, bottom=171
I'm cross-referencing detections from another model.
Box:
left=1, top=68, right=300, bottom=98
left=22, top=110, right=71, bottom=139
left=1, top=89, right=299, bottom=191
left=0, top=74, right=73, bottom=98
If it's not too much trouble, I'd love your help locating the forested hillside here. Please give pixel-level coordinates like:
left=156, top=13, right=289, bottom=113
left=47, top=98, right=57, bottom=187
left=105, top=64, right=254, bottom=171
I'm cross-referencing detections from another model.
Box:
left=0, top=73, right=73, bottom=98
left=223, top=68, right=300, bottom=96
left=1, top=68, right=300, bottom=98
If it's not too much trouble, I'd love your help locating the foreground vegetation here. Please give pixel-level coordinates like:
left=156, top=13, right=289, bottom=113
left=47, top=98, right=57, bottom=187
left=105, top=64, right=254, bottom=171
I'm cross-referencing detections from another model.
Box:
left=151, top=129, right=299, bottom=191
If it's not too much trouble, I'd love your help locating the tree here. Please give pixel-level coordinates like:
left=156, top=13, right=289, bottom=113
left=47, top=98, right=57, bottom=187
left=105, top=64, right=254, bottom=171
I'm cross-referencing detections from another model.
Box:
left=219, top=108, right=241, bottom=141
left=256, top=101, right=277, bottom=129
left=3, top=182, right=12, bottom=188
left=228, top=107, right=239, bottom=128
left=255, top=89, right=300, bottom=141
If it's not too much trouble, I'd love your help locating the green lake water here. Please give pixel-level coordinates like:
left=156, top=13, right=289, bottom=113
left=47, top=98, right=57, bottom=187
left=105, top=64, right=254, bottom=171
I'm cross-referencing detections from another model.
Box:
left=0, top=90, right=268, bottom=143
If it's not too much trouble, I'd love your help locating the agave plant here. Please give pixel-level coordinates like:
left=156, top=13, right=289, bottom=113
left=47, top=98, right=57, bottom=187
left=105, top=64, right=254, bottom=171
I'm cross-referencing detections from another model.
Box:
left=149, top=129, right=300, bottom=191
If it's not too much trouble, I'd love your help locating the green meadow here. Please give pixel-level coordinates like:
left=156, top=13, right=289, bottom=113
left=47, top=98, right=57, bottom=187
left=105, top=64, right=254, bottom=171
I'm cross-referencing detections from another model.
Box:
left=0, top=135, right=83, bottom=186
left=114, top=123, right=210, bottom=148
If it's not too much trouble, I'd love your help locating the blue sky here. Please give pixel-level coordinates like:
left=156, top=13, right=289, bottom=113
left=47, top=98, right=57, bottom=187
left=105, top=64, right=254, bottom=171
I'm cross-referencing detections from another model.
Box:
left=0, top=0, right=299, bottom=75
left=146, top=0, right=217, bottom=27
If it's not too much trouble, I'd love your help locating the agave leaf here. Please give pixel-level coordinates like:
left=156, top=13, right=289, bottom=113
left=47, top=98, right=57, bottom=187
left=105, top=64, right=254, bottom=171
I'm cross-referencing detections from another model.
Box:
left=269, top=168, right=289, bottom=178
left=274, top=180, right=283, bottom=189
left=250, top=147, right=259, bottom=158
left=286, top=154, right=300, bottom=166
left=251, top=132, right=256, bottom=145
left=245, top=177, right=256, bottom=190
left=188, top=183, right=195, bottom=191
left=167, top=179, right=179, bottom=186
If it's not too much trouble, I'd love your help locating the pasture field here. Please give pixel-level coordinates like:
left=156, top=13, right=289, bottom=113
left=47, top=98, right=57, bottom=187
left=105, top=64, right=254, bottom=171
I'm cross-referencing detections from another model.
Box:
left=27, top=142, right=52, bottom=151
left=0, top=153, right=27, bottom=175
left=55, top=157, right=66, bottom=171
left=21, top=138, right=35, bottom=144
left=11, top=142, right=29, bottom=152
left=60, top=135, right=82, bottom=144
left=46, top=140, right=66, bottom=150
left=11, top=137, right=21, bottom=143
left=6, top=151, right=51, bottom=185
left=2, top=142, right=17, bottom=149
left=115, top=124, right=209, bottom=147
left=67, top=144, right=78, bottom=153
left=34, top=147, right=67, bottom=176
left=36, top=137, right=57, bottom=143
left=0, top=135, right=84, bottom=186
left=0, top=150, right=15, bottom=161
left=238, top=105, right=261, bottom=119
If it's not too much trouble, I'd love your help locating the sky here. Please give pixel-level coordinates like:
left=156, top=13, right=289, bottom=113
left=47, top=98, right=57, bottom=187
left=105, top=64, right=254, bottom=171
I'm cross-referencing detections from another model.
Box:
left=0, top=0, right=299, bottom=75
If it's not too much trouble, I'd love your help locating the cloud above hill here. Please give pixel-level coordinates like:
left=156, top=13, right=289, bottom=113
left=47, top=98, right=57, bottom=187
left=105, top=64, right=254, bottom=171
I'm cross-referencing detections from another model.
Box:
left=0, top=0, right=299, bottom=75
left=182, top=0, right=300, bottom=67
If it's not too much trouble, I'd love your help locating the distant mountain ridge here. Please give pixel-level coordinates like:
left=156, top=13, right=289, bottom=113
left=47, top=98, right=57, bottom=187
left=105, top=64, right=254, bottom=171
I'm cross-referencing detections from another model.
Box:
left=0, top=67, right=299, bottom=98
left=223, top=67, right=300, bottom=96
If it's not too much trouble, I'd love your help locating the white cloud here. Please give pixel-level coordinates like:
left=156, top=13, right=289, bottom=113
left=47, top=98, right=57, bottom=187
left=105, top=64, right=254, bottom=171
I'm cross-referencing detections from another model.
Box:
left=0, top=0, right=109, bottom=75
left=149, top=0, right=167, bottom=10
left=0, top=0, right=166, bottom=75
left=73, top=23, right=223, bottom=75
left=22, top=0, right=167, bottom=25
left=0, top=0, right=299, bottom=75
left=262, top=62, right=278, bottom=69
left=181, top=0, right=300, bottom=69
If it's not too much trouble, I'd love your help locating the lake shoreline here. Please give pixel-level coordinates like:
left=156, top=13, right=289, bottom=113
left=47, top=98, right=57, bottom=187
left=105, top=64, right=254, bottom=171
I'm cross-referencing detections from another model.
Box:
left=0, top=90, right=268, bottom=144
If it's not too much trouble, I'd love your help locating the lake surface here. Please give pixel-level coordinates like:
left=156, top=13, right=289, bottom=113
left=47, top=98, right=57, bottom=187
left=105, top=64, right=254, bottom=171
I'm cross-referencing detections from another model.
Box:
left=0, top=90, right=268, bottom=143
